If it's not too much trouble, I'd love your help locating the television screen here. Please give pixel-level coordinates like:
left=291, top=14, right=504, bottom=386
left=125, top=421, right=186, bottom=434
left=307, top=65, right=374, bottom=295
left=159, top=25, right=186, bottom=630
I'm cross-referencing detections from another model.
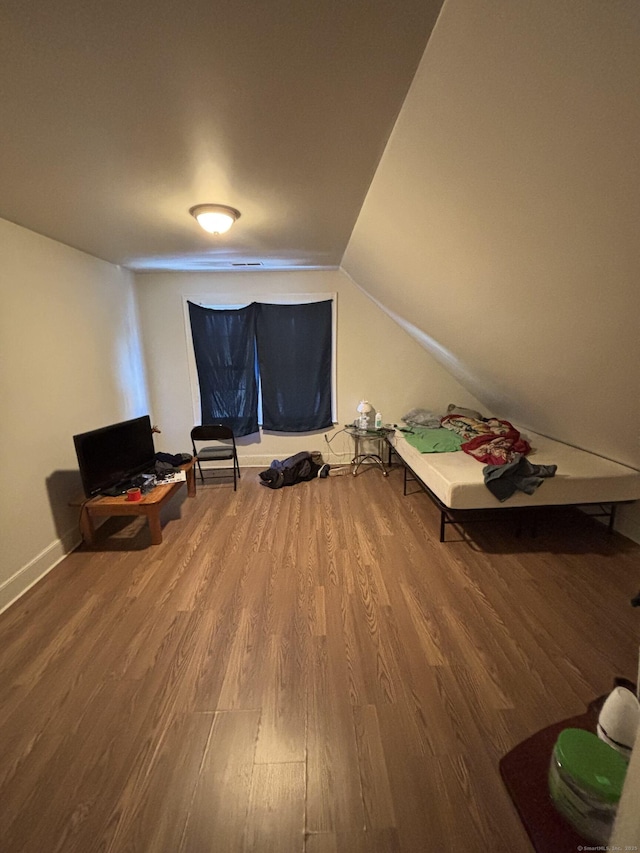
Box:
left=73, top=415, right=156, bottom=497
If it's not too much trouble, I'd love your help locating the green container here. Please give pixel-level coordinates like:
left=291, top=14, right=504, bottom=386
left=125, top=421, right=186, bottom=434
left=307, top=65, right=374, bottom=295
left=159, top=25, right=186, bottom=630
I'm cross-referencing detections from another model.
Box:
left=549, top=728, right=628, bottom=843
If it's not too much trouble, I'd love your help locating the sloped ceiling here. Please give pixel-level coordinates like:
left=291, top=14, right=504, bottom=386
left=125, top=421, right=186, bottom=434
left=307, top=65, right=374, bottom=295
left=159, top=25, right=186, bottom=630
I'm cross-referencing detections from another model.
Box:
left=343, top=0, right=640, bottom=468
left=0, top=0, right=442, bottom=270
left=2, top=0, right=639, bottom=472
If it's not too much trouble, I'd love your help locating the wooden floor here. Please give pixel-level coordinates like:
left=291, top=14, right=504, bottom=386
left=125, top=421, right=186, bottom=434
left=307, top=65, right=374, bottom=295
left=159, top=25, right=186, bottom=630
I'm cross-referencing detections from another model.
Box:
left=1, top=465, right=639, bottom=853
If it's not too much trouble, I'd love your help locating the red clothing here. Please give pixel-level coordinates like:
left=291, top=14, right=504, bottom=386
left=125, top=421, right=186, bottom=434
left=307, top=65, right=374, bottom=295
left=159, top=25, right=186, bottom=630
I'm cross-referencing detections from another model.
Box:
left=461, top=431, right=531, bottom=465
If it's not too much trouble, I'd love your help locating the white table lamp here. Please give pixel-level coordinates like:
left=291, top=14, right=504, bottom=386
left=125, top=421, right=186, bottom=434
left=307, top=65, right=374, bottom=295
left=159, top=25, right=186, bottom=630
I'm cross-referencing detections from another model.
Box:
left=357, top=400, right=373, bottom=429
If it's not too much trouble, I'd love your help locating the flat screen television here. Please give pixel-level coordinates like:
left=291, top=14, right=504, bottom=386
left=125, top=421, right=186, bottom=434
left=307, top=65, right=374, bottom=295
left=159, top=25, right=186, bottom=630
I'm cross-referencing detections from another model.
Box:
left=73, top=415, right=156, bottom=497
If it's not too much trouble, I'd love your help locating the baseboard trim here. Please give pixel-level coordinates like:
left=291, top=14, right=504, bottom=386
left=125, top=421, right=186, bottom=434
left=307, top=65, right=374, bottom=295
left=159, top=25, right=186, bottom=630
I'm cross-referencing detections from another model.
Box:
left=0, top=528, right=81, bottom=616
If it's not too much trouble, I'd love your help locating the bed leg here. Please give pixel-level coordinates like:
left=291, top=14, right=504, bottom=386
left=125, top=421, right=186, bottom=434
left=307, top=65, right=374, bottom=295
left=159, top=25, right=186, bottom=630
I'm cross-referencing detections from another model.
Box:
left=608, top=503, right=617, bottom=534
left=440, top=511, right=446, bottom=542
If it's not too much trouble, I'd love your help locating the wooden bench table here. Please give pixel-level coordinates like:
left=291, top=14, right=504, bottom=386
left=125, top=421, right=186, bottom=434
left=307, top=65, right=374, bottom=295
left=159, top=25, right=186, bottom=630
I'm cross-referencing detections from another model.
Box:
left=77, top=459, right=196, bottom=546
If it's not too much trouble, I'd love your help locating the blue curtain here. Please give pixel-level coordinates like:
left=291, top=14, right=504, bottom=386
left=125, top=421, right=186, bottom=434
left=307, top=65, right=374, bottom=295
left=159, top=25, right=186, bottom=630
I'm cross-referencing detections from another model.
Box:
left=187, top=301, right=259, bottom=437
left=256, top=301, right=333, bottom=432
left=189, top=299, right=333, bottom=435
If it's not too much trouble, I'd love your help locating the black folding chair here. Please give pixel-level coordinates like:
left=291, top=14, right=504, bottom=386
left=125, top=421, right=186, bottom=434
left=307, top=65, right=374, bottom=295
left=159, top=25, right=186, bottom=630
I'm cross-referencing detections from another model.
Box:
left=190, top=425, right=240, bottom=490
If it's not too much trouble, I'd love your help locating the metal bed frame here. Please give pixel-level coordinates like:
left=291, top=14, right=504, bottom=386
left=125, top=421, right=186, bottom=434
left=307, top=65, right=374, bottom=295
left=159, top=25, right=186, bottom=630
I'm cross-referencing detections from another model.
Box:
left=388, top=442, right=619, bottom=543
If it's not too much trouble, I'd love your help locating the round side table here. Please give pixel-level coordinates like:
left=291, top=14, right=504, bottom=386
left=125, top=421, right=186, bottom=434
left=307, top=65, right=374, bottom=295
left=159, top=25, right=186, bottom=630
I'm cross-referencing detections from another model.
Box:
left=344, top=426, right=394, bottom=476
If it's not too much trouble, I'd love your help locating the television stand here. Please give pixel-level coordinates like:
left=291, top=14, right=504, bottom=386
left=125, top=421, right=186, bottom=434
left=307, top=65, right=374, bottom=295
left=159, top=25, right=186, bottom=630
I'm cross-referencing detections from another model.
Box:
left=76, top=459, right=196, bottom=546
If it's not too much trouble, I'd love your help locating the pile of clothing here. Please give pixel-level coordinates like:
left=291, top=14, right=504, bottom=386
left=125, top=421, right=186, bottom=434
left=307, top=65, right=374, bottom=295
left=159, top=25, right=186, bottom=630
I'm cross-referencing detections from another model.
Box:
left=440, top=414, right=531, bottom=465
left=401, top=404, right=557, bottom=502
left=259, top=451, right=329, bottom=489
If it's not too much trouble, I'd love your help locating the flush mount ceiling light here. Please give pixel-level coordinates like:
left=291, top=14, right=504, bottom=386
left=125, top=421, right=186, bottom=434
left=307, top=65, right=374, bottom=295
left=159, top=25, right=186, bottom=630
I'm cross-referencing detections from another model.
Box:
left=189, top=204, right=241, bottom=235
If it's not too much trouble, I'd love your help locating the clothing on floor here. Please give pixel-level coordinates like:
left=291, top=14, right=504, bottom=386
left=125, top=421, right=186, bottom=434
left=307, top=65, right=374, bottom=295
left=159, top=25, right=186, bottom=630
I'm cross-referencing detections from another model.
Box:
left=259, top=451, right=326, bottom=489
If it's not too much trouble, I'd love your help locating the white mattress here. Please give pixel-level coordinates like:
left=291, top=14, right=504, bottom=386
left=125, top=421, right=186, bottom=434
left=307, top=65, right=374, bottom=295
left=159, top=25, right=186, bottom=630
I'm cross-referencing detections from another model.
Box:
left=390, top=429, right=640, bottom=510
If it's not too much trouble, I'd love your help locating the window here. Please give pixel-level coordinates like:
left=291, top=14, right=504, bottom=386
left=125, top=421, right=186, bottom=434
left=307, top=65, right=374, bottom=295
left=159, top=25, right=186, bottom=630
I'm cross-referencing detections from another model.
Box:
left=185, top=294, right=336, bottom=435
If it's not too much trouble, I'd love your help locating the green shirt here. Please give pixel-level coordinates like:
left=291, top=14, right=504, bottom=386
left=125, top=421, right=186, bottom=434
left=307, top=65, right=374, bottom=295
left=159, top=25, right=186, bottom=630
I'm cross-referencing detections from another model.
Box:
left=403, top=427, right=463, bottom=453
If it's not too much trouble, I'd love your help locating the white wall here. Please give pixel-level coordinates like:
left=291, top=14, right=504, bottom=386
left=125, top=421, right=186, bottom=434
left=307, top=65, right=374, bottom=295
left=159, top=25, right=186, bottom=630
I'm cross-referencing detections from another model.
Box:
left=134, top=269, right=484, bottom=467
left=342, top=0, right=640, bottom=542
left=0, top=218, right=148, bottom=612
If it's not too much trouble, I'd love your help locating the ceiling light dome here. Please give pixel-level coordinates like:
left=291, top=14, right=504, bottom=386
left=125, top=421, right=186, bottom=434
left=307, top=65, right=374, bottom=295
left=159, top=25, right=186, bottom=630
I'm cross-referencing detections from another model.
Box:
left=189, top=204, right=241, bottom=235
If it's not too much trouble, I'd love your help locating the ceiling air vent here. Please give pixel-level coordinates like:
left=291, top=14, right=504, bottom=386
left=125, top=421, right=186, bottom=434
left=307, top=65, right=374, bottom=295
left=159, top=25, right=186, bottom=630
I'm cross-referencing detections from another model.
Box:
left=231, top=261, right=263, bottom=267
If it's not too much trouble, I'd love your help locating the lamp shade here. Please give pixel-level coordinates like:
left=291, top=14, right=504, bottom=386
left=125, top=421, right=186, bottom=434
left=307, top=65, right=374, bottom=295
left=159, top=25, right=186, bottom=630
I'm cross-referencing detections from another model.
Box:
left=189, top=204, right=241, bottom=235
left=356, top=400, right=373, bottom=429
